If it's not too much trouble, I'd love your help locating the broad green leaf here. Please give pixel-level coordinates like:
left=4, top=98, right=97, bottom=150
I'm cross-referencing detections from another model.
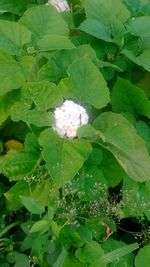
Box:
left=0, top=20, right=31, bottom=56
left=20, top=55, right=36, bottom=80
left=67, top=58, right=110, bottom=109
left=127, top=16, right=150, bottom=38
left=92, top=242, right=138, bottom=267
left=85, top=217, right=106, bottom=241
left=82, top=0, right=130, bottom=25
left=4, top=181, right=34, bottom=211
left=111, top=77, right=150, bottom=116
left=0, top=0, right=36, bottom=15
left=37, top=34, right=75, bottom=51
left=76, top=241, right=104, bottom=264
left=24, top=133, right=40, bottom=154
left=77, top=124, right=98, bottom=139
left=81, top=0, right=129, bottom=44
left=5, top=178, right=56, bottom=211
left=20, top=5, right=69, bottom=43
left=25, top=81, right=63, bottom=111
left=93, top=112, right=150, bottom=182
left=100, top=149, right=127, bottom=187
left=39, top=129, right=92, bottom=187
left=14, top=253, right=30, bottom=267
left=135, top=244, right=150, bottom=267
left=79, top=19, right=112, bottom=42
left=122, top=49, right=150, bottom=72
left=11, top=103, right=53, bottom=127
left=38, top=44, right=98, bottom=84
left=20, top=196, right=45, bottom=214
left=0, top=49, right=25, bottom=95
left=0, top=151, right=39, bottom=180
left=77, top=226, right=92, bottom=243
left=63, top=254, right=84, bottom=267
left=102, top=239, right=134, bottom=267
left=0, top=90, right=20, bottom=126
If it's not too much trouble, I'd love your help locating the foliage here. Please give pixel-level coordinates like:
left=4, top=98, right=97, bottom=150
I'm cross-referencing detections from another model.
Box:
left=0, top=0, right=150, bottom=266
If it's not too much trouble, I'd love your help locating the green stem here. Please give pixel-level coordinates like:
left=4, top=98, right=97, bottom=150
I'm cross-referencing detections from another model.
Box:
left=0, top=221, right=20, bottom=238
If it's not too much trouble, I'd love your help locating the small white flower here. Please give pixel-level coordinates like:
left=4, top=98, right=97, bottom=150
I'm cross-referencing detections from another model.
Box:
left=53, top=100, right=89, bottom=138
left=47, top=0, right=70, bottom=12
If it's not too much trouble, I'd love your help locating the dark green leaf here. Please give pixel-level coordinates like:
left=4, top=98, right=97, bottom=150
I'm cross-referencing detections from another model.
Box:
left=111, top=77, right=150, bottom=116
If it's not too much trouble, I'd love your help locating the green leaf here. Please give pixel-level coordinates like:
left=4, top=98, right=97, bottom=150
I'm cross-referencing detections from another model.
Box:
left=82, top=0, right=130, bottom=25
left=76, top=241, right=104, bottom=264
left=39, top=129, right=92, bottom=187
left=127, top=16, right=150, bottom=38
left=92, top=242, right=138, bottom=267
left=4, top=180, right=35, bottom=210
left=24, top=132, right=40, bottom=154
left=20, top=55, right=36, bottom=80
left=14, top=253, right=30, bottom=267
left=77, top=226, right=93, bottom=243
left=79, top=19, right=112, bottom=42
left=0, top=0, right=35, bottom=15
left=30, top=220, right=50, bottom=233
left=38, top=44, right=98, bottom=84
left=102, top=239, right=134, bottom=267
left=11, top=104, right=53, bottom=127
left=122, top=177, right=150, bottom=219
left=5, top=178, right=56, bottom=211
left=0, top=151, right=39, bottom=180
left=111, top=77, right=150, bottom=116
left=0, top=49, right=25, bottom=96
left=20, top=5, right=69, bottom=43
left=136, top=121, right=150, bottom=153
left=53, top=249, right=68, bottom=267
left=135, top=244, right=150, bottom=267
left=122, top=49, right=150, bottom=72
left=93, top=112, right=150, bottom=182
left=67, top=58, right=110, bottom=109
left=25, top=81, right=63, bottom=111
left=63, top=254, right=84, bottom=267
left=77, top=124, right=98, bottom=139
left=124, top=0, right=140, bottom=13
left=100, top=149, right=126, bottom=187
left=37, top=34, right=75, bottom=51
left=73, top=166, right=108, bottom=201
left=0, top=90, right=20, bottom=126
left=20, top=195, right=45, bottom=214
left=0, top=20, right=31, bottom=56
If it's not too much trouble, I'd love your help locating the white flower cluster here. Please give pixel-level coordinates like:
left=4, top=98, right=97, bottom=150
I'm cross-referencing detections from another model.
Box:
left=53, top=100, right=88, bottom=139
left=47, top=0, right=70, bottom=12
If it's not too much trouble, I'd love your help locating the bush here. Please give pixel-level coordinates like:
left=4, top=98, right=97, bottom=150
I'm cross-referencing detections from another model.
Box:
left=0, top=0, right=150, bottom=266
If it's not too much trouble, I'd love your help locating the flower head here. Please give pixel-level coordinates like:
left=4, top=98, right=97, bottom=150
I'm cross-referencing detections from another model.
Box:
left=47, top=0, right=70, bottom=12
left=53, top=100, right=88, bottom=139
